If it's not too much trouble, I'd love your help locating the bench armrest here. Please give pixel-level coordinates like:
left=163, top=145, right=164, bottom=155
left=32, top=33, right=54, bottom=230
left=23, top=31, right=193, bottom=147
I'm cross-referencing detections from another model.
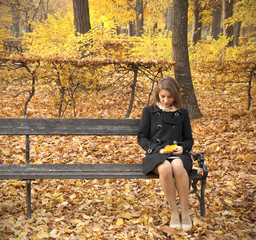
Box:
left=190, top=150, right=208, bottom=180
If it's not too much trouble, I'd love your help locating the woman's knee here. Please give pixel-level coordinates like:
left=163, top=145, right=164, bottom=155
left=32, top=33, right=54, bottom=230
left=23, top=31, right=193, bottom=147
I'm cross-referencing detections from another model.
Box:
left=172, top=159, right=186, bottom=176
left=155, top=161, right=173, bottom=177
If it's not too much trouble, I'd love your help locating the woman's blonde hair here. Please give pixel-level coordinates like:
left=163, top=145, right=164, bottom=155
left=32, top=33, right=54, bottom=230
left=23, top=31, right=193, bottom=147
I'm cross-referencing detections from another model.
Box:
left=151, top=77, right=183, bottom=109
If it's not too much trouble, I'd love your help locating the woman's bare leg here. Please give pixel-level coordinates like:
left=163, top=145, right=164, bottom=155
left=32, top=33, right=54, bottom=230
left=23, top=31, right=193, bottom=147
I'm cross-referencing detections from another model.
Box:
left=171, top=158, right=192, bottom=229
left=155, top=160, right=180, bottom=227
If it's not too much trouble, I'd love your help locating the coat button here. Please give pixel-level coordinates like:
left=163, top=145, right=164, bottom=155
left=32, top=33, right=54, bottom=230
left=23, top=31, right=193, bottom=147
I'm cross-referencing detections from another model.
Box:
left=156, top=112, right=160, bottom=116
left=157, top=125, right=162, bottom=129
left=148, top=149, right=152, bottom=154
left=156, top=139, right=161, bottom=144
left=175, top=112, right=179, bottom=117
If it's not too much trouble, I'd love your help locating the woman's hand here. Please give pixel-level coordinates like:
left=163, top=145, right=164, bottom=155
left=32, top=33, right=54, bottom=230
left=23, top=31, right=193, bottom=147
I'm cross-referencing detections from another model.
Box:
left=159, top=149, right=166, bottom=154
left=173, top=146, right=183, bottom=155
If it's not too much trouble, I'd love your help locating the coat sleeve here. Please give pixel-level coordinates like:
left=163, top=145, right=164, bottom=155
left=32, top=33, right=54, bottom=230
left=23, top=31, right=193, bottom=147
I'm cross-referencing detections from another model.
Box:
left=180, top=109, right=194, bottom=153
left=137, top=107, right=158, bottom=154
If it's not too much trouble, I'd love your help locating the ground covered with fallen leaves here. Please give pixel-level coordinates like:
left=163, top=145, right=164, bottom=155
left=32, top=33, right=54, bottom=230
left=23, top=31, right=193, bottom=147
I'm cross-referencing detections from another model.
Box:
left=0, top=82, right=255, bottom=239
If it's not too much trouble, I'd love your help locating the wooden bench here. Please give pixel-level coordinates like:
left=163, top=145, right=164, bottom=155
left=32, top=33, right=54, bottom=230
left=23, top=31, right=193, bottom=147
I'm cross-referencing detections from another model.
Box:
left=0, top=118, right=208, bottom=219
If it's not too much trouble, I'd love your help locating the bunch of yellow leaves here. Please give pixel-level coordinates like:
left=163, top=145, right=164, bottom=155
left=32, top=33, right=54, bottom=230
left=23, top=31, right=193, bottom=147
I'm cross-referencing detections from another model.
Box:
left=162, top=144, right=178, bottom=153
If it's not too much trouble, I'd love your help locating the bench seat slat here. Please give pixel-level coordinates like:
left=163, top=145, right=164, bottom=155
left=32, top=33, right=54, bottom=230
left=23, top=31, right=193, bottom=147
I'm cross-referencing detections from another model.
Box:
left=0, top=164, right=203, bottom=180
left=0, top=164, right=156, bottom=179
left=0, top=119, right=140, bottom=135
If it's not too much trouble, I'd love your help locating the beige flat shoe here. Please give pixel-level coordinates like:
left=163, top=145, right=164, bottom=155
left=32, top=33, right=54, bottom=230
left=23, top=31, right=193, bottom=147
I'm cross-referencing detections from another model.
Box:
left=181, top=223, right=192, bottom=231
left=169, top=215, right=181, bottom=229
left=169, top=223, right=181, bottom=229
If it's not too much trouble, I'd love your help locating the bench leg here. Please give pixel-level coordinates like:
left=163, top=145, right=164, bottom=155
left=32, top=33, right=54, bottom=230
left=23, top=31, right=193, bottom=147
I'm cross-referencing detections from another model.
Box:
left=200, top=180, right=206, bottom=217
left=26, top=180, right=31, bottom=219
left=25, top=127, right=32, bottom=219
left=191, top=179, right=206, bottom=217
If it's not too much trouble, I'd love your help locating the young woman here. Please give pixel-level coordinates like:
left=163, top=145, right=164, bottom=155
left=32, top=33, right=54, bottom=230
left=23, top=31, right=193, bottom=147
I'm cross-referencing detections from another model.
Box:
left=138, top=77, right=193, bottom=231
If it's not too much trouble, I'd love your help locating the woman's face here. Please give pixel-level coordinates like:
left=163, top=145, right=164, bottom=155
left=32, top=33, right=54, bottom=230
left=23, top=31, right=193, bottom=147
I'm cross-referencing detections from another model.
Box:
left=159, top=89, right=174, bottom=107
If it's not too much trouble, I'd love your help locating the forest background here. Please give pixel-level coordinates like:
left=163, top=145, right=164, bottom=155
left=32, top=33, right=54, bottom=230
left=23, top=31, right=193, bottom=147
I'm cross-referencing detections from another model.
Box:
left=0, top=0, right=255, bottom=239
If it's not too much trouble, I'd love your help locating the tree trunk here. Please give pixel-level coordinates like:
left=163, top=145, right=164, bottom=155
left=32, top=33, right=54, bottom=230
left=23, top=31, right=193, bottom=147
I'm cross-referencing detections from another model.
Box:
left=211, top=2, right=221, bottom=40
left=73, top=0, right=91, bottom=34
left=223, top=0, right=234, bottom=47
left=153, top=23, right=158, bottom=32
left=172, top=0, right=202, bottom=119
left=191, top=0, right=202, bottom=45
left=233, top=21, right=241, bottom=46
left=128, top=21, right=135, bottom=36
left=11, top=0, right=20, bottom=37
left=41, top=0, right=48, bottom=20
left=166, top=1, right=174, bottom=34
left=136, top=0, right=143, bottom=37
left=125, top=65, right=138, bottom=118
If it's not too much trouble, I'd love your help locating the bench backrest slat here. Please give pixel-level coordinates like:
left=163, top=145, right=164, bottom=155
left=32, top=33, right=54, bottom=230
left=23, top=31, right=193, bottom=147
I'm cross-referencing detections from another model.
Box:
left=0, top=118, right=140, bottom=135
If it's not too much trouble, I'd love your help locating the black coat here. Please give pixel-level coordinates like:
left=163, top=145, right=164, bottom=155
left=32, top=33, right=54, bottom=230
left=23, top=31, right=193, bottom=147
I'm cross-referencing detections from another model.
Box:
left=137, top=106, right=194, bottom=175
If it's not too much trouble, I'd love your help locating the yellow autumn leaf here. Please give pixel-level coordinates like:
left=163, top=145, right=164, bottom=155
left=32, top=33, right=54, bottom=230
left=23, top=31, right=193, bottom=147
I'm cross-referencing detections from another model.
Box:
left=131, top=218, right=141, bottom=224
left=224, top=199, right=233, bottom=205
left=138, top=215, right=149, bottom=224
left=223, top=209, right=237, bottom=217
left=18, top=231, right=28, bottom=238
left=93, top=225, right=101, bottom=232
left=226, top=181, right=236, bottom=189
left=116, top=218, right=124, bottom=225
left=120, top=212, right=132, bottom=219
left=2, top=149, right=10, bottom=156
left=124, top=194, right=135, bottom=201
left=148, top=216, right=154, bottom=224
left=62, top=228, right=73, bottom=233
left=44, top=193, right=52, bottom=198
left=55, top=216, right=65, bottom=222
left=72, top=219, right=85, bottom=227
left=124, top=188, right=131, bottom=193
left=49, top=228, right=58, bottom=238
left=104, top=197, right=112, bottom=205
left=58, top=196, right=64, bottom=202
left=35, top=231, right=50, bottom=239
left=161, top=215, right=169, bottom=225
left=70, top=194, right=76, bottom=200
left=76, top=180, right=83, bottom=187
left=156, top=191, right=165, bottom=196
left=229, top=210, right=237, bottom=216
left=118, top=201, right=131, bottom=209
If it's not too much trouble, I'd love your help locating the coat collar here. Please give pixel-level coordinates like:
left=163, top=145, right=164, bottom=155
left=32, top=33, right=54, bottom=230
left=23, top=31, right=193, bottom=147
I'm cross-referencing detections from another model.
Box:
left=151, top=105, right=183, bottom=114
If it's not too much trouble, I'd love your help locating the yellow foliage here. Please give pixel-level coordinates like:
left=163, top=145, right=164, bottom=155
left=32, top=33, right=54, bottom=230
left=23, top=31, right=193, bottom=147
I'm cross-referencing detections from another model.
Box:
left=23, top=8, right=89, bottom=58
left=90, top=0, right=135, bottom=28
left=190, top=34, right=256, bottom=66
left=143, top=0, right=168, bottom=30
left=227, top=0, right=256, bottom=27
left=131, top=28, right=172, bottom=61
left=225, top=41, right=256, bottom=62
left=189, top=35, right=231, bottom=64
left=90, top=0, right=168, bottom=31
left=189, top=34, right=256, bottom=92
